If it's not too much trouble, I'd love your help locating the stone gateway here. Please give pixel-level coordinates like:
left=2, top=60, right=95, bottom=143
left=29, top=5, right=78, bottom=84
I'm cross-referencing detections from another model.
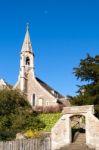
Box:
left=51, top=105, right=99, bottom=150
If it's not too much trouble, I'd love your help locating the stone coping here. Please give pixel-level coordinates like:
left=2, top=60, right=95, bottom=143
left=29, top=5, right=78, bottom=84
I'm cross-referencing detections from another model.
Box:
left=62, top=105, right=94, bottom=115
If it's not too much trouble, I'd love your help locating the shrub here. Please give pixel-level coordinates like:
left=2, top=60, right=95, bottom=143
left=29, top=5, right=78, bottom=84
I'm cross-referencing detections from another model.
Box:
left=24, top=129, right=42, bottom=138
left=0, top=89, right=45, bottom=141
left=0, top=130, right=16, bottom=141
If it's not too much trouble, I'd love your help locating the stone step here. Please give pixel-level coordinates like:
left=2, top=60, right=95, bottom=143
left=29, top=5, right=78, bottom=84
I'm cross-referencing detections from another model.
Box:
left=74, top=137, right=86, bottom=140
left=73, top=141, right=86, bottom=144
left=73, top=133, right=86, bottom=143
left=74, top=138, right=86, bottom=143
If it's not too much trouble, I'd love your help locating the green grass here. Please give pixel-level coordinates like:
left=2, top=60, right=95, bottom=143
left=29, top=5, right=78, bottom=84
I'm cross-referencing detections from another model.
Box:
left=38, top=113, right=62, bottom=132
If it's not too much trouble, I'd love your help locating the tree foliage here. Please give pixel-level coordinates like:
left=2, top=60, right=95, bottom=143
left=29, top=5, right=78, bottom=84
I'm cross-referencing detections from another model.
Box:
left=0, top=89, right=45, bottom=141
left=74, top=54, right=99, bottom=83
left=70, top=54, right=99, bottom=116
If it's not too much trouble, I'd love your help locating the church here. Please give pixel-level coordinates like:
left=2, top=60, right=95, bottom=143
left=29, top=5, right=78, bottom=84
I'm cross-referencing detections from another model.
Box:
left=0, top=25, right=69, bottom=107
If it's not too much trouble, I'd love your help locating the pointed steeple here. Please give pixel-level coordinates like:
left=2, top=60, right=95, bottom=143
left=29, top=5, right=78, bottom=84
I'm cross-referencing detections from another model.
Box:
left=21, top=23, right=33, bottom=53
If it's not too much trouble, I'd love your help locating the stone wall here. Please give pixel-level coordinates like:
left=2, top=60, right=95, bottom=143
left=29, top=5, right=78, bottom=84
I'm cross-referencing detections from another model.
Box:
left=63, top=105, right=94, bottom=115
left=27, top=72, right=57, bottom=106
left=51, top=114, right=71, bottom=150
left=86, top=113, right=99, bottom=149
left=51, top=105, right=99, bottom=150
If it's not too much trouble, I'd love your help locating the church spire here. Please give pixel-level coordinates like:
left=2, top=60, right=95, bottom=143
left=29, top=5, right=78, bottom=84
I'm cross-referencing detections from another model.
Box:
left=21, top=23, right=33, bottom=53
left=26, top=22, right=29, bottom=31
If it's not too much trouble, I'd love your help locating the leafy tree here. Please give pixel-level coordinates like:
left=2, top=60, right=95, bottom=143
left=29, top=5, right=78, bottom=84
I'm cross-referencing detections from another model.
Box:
left=70, top=54, right=99, bottom=116
left=0, top=89, right=45, bottom=141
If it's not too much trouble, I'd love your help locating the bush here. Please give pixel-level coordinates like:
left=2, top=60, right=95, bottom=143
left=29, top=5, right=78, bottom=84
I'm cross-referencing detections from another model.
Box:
left=24, top=129, right=42, bottom=138
left=0, top=89, right=62, bottom=140
left=0, top=130, right=16, bottom=141
left=0, top=89, right=45, bottom=141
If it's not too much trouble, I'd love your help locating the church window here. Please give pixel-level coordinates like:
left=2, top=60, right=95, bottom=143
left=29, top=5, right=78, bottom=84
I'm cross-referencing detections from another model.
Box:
left=32, top=94, right=35, bottom=106
left=26, top=57, right=30, bottom=65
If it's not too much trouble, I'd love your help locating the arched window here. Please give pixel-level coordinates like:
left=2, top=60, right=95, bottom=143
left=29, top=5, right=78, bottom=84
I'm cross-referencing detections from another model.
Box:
left=32, top=94, right=35, bottom=106
left=26, top=57, right=30, bottom=65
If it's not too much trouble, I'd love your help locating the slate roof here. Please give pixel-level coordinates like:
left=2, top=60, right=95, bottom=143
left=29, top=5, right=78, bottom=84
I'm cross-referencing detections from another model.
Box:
left=36, top=77, right=64, bottom=99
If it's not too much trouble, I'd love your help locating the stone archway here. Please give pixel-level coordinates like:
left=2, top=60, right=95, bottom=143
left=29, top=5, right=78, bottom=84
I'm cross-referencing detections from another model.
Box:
left=51, top=105, right=99, bottom=150
left=70, top=115, right=86, bottom=143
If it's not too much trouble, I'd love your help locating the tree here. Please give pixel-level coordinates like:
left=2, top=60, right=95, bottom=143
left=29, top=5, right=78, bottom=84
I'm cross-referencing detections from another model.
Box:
left=0, top=89, right=45, bottom=141
left=70, top=54, right=99, bottom=116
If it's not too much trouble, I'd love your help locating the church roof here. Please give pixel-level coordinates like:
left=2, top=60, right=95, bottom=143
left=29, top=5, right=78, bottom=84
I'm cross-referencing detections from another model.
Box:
left=0, top=79, right=7, bottom=87
left=0, top=79, right=12, bottom=89
left=21, top=24, right=33, bottom=54
left=36, top=77, right=64, bottom=99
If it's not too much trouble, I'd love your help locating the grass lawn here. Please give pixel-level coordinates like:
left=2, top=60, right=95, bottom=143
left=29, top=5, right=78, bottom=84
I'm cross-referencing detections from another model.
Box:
left=38, top=113, right=62, bottom=132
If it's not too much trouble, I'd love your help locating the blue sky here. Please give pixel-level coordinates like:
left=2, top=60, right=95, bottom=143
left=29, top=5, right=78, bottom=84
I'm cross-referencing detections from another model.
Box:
left=0, top=0, right=99, bottom=96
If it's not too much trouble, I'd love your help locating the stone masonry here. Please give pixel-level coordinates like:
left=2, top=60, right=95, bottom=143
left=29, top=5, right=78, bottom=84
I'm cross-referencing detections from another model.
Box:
left=51, top=105, right=99, bottom=150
